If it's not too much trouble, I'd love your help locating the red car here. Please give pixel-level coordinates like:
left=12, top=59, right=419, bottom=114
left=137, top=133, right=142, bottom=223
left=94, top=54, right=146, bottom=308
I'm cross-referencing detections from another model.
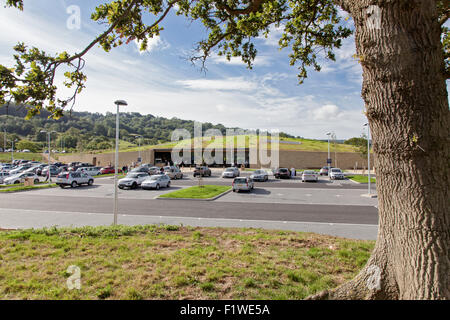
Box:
left=100, top=166, right=122, bottom=174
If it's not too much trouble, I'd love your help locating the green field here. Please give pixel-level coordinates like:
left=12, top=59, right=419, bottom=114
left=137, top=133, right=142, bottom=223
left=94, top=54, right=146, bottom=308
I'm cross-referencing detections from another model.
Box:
left=0, top=152, right=43, bottom=163
left=0, top=183, right=57, bottom=193
left=159, top=185, right=231, bottom=199
left=0, top=225, right=374, bottom=300
left=348, top=175, right=376, bottom=183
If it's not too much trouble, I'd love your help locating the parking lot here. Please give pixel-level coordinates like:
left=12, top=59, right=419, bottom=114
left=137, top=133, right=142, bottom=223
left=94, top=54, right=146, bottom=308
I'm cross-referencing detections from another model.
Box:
left=0, top=168, right=378, bottom=240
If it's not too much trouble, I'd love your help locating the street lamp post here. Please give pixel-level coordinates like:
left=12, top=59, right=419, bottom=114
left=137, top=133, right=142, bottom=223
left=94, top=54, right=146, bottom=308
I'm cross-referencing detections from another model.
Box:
left=10, top=138, right=18, bottom=163
left=326, top=132, right=331, bottom=177
left=363, top=123, right=371, bottom=195
left=133, top=134, right=143, bottom=164
left=41, top=130, right=56, bottom=182
left=113, top=100, right=128, bottom=226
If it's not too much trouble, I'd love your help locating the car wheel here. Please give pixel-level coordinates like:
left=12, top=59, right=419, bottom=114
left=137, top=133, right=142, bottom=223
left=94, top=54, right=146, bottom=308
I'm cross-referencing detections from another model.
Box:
left=71, top=181, right=77, bottom=188
left=88, top=180, right=93, bottom=186
left=14, top=181, right=20, bottom=184
left=118, top=186, right=124, bottom=189
left=132, top=182, right=137, bottom=189
left=156, top=184, right=160, bottom=190
left=59, top=185, right=65, bottom=189
left=34, top=179, right=39, bottom=184
left=167, top=181, right=171, bottom=188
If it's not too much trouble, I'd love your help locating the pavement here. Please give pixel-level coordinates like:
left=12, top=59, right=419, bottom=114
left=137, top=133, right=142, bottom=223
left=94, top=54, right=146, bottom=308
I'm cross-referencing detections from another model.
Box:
left=0, top=171, right=379, bottom=240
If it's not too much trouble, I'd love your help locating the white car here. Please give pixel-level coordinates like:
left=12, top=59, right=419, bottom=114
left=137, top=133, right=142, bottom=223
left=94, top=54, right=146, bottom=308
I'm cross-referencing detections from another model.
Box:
left=232, top=177, right=254, bottom=192
left=222, top=167, right=240, bottom=178
left=302, top=170, right=319, bottom=182
left=77, top=167, right=102, bottom=176
left=329, top=168, right=345, bottom=180
left=8, top=164, right=33, bottom=175
left=118, top=172, right=149, bottom=189
left=4, top=172, right=40, bottom=185
left=141, top=175, right=171, bottom=190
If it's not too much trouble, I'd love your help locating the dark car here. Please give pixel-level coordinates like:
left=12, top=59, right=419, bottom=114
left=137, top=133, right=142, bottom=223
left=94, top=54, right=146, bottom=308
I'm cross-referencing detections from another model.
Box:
left=131, top=166, right=150, bottom=174
left=274, top=168, right=291, bottom=179
left=193, top=166, right=211, bottom=177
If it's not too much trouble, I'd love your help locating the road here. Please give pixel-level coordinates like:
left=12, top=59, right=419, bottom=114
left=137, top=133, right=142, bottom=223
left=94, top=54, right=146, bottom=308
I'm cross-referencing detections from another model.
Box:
left=0, top=173, right=379, bottom=240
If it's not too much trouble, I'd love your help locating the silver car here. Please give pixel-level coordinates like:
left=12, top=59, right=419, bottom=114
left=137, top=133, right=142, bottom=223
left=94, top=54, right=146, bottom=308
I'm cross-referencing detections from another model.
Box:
left=222, top=167, right=240, bottom=178
left=77, top=167, right=102, bottom=176
left=0, top=171, right=10, bottom=184
left=118, top=172, right=149, bottom=189
left=141, top=175, right=171, bottom=190
left=4, top=172, right=40, bottom=185
left=250, top=169, right=269, bottom=182
left=232, top=177, right=254, bottom=192
left=164, top=166, right=183, bottom=179
left=56, top=171, right=94, bottom=188
left=302, top=170, right=319, bottom=182
left=329, top=168, right=345, bottom=180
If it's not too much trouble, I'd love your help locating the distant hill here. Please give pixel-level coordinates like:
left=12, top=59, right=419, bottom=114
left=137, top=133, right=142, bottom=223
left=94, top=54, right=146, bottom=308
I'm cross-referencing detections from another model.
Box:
left=0, top=104, right=297, bottom=152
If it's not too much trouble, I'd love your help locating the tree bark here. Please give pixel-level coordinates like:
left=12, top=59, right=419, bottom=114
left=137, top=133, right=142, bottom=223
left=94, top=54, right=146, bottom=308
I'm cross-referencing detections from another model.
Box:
left=312, top=0, right=449, bottom=299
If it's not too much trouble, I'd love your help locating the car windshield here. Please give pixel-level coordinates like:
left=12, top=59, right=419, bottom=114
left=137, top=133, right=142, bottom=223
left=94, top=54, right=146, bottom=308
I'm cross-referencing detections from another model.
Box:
left=304, top=170, right=315, bottom=174
left=126, top=173, right=140, bottom=179
left=280, top=169, right=289, bottom=172
left=234, top=178, right=247, bottom=183
left=331, top=169, right=342, bottom=173
left=225, top=168, right=234, bottom=172
left=254, top=170, right=266, bottom=174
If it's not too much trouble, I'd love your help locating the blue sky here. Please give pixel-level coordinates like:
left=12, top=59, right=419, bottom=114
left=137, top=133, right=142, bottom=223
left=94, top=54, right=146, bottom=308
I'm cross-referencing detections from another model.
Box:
left=0, top=0, right=370, bottom=139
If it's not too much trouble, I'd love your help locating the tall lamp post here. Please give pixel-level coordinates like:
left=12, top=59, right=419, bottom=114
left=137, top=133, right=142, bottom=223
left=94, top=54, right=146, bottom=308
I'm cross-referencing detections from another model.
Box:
left=363, top=123, right=371, bottom=196
left=10, top=138, right=18, bottom=163
left=40, top=130, right=56, bottom=182
left=113, top=100, right=127, bottom=226
left=326, top=132, right=331, bottom=176
left=133, top=134, right=143, bottom=164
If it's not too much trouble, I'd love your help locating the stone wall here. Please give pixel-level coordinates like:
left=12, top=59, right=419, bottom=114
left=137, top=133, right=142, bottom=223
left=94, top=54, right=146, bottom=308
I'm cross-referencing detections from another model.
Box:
left=59, top=148, right=373, bottom=170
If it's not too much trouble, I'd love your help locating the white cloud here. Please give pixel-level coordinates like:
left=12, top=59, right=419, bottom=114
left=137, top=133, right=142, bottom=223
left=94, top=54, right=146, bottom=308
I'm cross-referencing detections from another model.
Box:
left=211, top=54, right=272, bottom=67
left=258, top=25, right=284, bottom=47
left=135, top=36, right=170, bottom=54
left=310, top=105, right=341, bottom=120
left=176, top=78, right=258, bottom=91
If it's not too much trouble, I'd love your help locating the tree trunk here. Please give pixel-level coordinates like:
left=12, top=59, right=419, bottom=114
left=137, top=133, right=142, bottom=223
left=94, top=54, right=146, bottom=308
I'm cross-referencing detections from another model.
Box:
left=311, top=0, right=449, bottom=299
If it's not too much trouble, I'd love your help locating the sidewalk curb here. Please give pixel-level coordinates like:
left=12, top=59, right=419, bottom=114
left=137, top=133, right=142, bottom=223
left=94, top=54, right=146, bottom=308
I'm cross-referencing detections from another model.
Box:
left=155, top=188, right=232, bottom=201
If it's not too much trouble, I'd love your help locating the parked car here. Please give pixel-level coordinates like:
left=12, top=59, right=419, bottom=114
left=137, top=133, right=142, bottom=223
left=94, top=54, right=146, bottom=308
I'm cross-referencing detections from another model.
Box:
left=329, top=168, right=345, bottom=180
left=4, top=172, right=40, bottom=185
left=42, top=165, right=61, bottom=177
left=8, top=163, right=34, bottom=175
left=193, top=166, right=212, bottom=177
left=147, top=166, right=162, bottom=175
left=141, top=175, right=171, bottom=190
left=302, top=170, right=319, bottom=182
left=0, top=171, right=10, bottom=184
left=23, top=166, right=41, bottom=175
left=163, top=166, right=183, bottom=179
left=56, top=171, right=94, bottom=188
left=131, top=166, right=150, bottom=174
left=35, top=163, right=49, bottom=176
left=100, top=166, right=123, bottom=174
left=222, top=167, right=240, bottom=178
left=232, top=177, right=254, bottom=192
left=118, top=172, right=149, bottom=189
left=274, top=168, right=291, bottom=179
left=319, top=166, right=330, bottom=176
left=250, top=169, right=269, bottom=182
left=77, top=167, right=102, bottom=176
left=0, top=164, right=13, bottom=172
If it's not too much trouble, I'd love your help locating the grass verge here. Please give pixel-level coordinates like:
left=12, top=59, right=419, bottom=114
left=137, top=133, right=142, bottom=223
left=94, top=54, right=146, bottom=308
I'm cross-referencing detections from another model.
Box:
left=347, top=175, right=376, bottom=184
left=159, top=185, right=231, bottom=199
left=0, top=225, right=374, bottom=299
left=0, top=183, right=57, bottom=193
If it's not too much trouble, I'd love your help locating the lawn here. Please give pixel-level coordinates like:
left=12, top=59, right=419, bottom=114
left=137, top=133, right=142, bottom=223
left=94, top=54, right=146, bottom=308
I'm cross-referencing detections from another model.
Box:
left=159, top=185, right=231, bottom=199
left=0, top=152, right=43, bottom=163
left=0, top=183, right=57, bottom=193
left=348, top=175, right=376, bottom=184
left=0, top=225, right=375, bottom=300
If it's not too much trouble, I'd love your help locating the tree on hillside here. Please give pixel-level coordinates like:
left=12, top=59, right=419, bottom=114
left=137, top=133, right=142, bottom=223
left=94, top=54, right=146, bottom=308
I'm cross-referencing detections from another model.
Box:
left=0, top=0, right=449, bottom=299
left=345, top=135, right=368, bottom=159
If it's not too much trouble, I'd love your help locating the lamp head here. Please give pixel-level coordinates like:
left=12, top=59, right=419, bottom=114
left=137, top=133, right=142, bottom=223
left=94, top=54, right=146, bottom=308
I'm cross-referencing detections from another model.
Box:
left=114, top=100, right=128, bottom=106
